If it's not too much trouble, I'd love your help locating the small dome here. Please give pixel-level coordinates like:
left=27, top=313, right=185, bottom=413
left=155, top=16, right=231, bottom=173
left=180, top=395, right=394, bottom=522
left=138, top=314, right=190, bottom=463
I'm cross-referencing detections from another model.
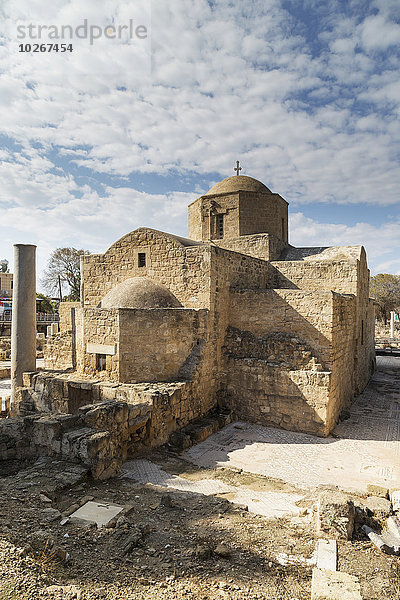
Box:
left=204, top=175, right=271, bottom=196
left=99, top=277, right=182, bottom=309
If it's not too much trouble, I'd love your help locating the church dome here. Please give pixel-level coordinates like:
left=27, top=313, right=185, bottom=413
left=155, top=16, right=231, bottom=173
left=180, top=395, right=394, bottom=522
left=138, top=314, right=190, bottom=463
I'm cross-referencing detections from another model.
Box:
left=99, top=277, right=182, bottom=309
left=204, top=175, right=271, bottom=196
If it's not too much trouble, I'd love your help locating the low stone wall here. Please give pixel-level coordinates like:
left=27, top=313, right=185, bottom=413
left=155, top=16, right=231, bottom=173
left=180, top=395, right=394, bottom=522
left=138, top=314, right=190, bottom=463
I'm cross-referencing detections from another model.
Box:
left=6, top=364, right=219, bottom=478
left=1, top=337, right=46, bottom=362
left=0, top=337, right=11, bottom=360
left=0, top=409, right=123, bottom=479
left=21, top=371, right=208, bottom=447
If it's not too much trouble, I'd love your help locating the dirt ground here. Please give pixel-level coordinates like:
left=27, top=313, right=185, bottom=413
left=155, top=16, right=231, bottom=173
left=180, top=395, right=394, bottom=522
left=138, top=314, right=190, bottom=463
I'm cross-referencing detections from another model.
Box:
left=0, top=449, right=399, bottom=600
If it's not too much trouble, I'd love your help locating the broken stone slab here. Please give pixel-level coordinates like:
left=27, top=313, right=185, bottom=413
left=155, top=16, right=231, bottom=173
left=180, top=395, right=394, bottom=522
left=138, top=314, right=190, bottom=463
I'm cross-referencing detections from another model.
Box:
left=364, top=495, right=392, bottom=521
left=390, top=490, right=400, bottom=512
left=386, top=516, right=400, bottom=542
left=366, top=484, right=389, bottom=498
left=362, top=516, right=400, bottom=555
left=311, top=568, right=362, bottom=600
left=105, top=503, right=135, bottom=528
left=316, top=539, right=337, bottom=571
left=68, top=516, right=97, bottom=529
left=316, top=490, right=355, bottom=540
left=69, top=500, right=124, bottom=528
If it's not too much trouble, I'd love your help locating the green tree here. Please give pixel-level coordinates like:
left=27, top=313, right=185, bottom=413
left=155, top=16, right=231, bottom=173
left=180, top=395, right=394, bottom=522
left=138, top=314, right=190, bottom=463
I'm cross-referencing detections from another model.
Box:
left=42, top=247, right=89, bottom=301
left=370, top=273, right=400, bottom=323
left=36, top=293, right=56, bottom=314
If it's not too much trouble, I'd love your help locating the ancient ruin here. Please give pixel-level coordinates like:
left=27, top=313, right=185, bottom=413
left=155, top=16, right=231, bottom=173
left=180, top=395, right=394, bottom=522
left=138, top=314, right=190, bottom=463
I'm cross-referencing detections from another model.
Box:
left=6, top=173, right=375, bottom=479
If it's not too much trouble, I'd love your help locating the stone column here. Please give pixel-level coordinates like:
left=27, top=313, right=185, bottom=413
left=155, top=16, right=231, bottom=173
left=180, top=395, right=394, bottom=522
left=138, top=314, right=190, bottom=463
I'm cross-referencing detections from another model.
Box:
left=11, top=244, right=37, bottom=404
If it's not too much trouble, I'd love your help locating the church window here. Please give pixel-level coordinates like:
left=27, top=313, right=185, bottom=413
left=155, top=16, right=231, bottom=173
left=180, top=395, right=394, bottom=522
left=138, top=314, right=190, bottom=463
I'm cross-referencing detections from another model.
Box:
left=361, top=320, right=364, bottom=345
left=217, top=214, right=224, bottom=239
left=282, top=218, right=285, bottom=239
left=138, top=252, right=146, bottom=268
left=97, top=354, right=107, bottom=371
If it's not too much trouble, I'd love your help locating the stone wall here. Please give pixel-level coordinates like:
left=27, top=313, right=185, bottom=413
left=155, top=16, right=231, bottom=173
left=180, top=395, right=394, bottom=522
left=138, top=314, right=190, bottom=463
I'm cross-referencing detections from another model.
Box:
left=0, top=407, right=123, bottom=480
left=224, top=287, right=372, bottom=435
left=188, top=194, right=241, bottom=241
left=75, top=307, right=120, bottom=380
left=44, top=332, right=74, bottom=370
left=23, top=371, right=214, bottom=448
left=0, top=272, right=13, bottom=297
left=354, top=251, right=376, bottom=394
left=1, top=337, right=47, bottom=363
left=72, top=307, right=210, bottom=384
left=0, top=337, right=11, bottom=360
left=188, top=191, right=288, bottom=243
left=10, top=367, right=220, bottom=478
left=59, top=302, right=80, bottom=333
left=224, top=358, right=331, bottom=435
left=221, top=327, right=330, bottom=435
left=214, top=233, right=287, bottom=261
left=228, top=289, right=334, bottom=368
left=270, top=260, right=359, bottom=293
left=238, top=193, right=288, bottom=242
left=119, top=308, right=208, bottom=383
left=328, top=293, right=357, bottom=429
left=82, top=229, right=211, bottom=310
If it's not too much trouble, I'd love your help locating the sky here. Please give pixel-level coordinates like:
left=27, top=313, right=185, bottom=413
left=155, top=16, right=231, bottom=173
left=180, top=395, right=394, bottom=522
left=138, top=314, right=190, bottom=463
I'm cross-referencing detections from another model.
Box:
left=0, top=0, right=399, bottom=292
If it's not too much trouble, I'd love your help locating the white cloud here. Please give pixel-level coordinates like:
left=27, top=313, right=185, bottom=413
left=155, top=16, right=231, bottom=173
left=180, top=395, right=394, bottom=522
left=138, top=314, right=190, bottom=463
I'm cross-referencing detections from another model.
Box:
left=0, top=0, right=399, bottom=283
left=360, top=14, right=400, bottom=51
left=289, top=212, right=400, bottom=275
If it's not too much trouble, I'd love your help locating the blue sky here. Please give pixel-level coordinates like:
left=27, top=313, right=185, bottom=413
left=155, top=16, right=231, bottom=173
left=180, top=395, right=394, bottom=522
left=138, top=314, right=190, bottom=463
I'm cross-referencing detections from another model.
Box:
left=0, top=0, right=399, bottom=290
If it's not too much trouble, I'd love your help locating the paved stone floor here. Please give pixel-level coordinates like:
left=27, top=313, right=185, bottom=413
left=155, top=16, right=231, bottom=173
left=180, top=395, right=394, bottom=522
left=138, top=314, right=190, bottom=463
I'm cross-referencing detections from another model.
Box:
left=122, top=458, right=303, bottom=518
left=185, top=356, right=400, bottom=493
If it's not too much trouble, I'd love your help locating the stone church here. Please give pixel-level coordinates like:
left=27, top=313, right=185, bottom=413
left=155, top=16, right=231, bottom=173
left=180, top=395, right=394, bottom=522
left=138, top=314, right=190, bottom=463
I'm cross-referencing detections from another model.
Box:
left=39, top=170, right=375, bottom=454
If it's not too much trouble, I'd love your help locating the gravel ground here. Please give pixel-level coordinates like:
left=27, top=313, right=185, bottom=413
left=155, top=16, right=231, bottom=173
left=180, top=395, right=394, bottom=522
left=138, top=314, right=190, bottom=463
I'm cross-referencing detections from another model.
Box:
left=0, top=452, right=399, bottom=600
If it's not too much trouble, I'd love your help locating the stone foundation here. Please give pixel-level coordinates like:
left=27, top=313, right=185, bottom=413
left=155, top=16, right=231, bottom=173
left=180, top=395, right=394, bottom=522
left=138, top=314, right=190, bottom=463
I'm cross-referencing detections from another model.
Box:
left=3, top=367, right=228, bottom=479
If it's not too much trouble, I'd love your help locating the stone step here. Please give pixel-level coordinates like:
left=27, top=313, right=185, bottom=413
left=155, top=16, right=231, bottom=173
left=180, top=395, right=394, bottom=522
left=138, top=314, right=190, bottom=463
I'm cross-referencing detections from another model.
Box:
left=168, top=411, right=232, bottom=450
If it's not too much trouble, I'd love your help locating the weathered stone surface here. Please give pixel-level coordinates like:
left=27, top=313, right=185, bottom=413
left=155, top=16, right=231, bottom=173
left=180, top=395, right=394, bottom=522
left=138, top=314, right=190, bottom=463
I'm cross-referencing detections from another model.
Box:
left=366, top=484, right=389, bottom=498
left=311, top=568, right=362, bottom=600
left=365, top=496, right=392, bottom=520
left=316, top=539, right=337, bottom=572
left=316, top=491, right=355, bottom=540
left=391, top=490, right=400, bottom=512
left=362, top=517, right=400, bottom=555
